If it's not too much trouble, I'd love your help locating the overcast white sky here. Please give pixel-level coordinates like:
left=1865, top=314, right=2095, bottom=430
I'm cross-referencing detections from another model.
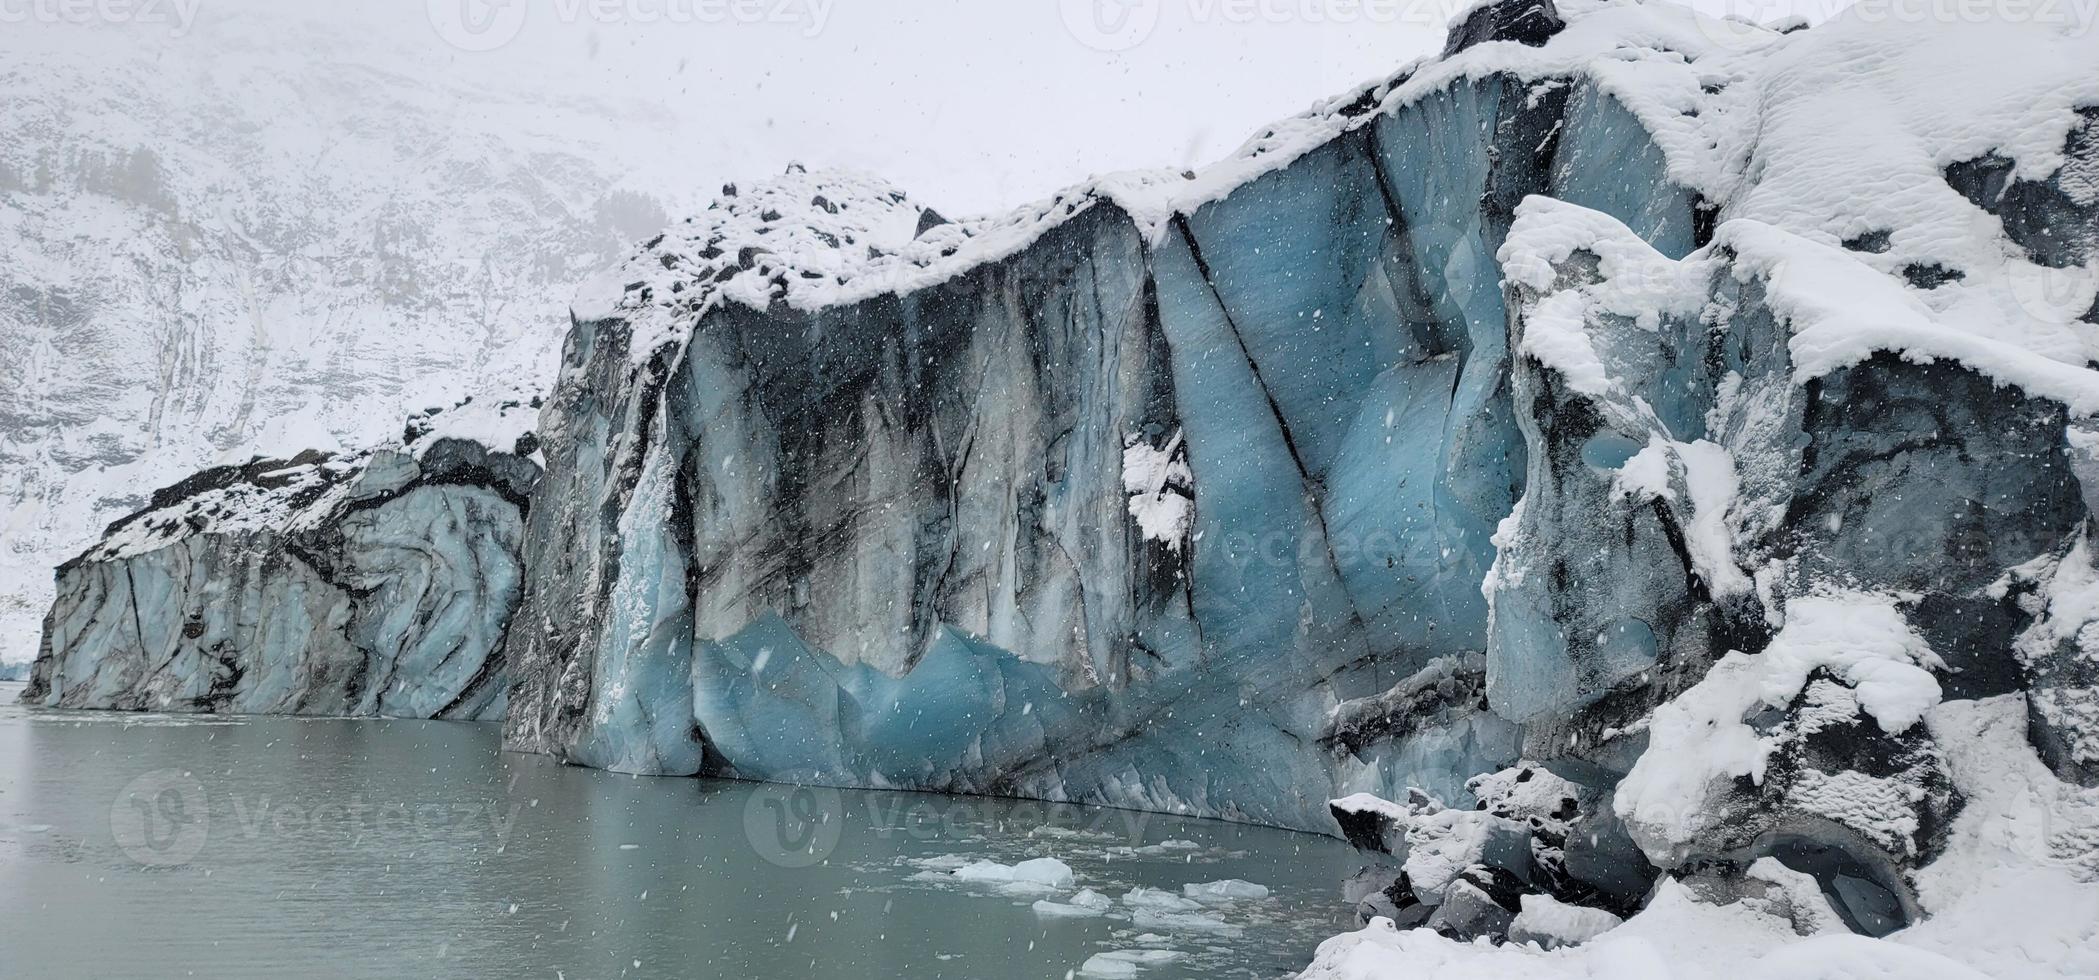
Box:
left=11, top=0, right=1797, bottom=214
left=15, top=0, right=1473, bottom=213
left=385, top=0, right=1462, bottom=212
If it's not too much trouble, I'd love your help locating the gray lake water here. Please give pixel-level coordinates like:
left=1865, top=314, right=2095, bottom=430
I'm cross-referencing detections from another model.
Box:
left=0, top=682, right=1362, bottom=978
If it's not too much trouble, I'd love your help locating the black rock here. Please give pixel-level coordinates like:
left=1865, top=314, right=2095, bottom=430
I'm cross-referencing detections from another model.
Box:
left=915, top=208, right=950, bottom=237
left=1442, top=0, right=1565, bottom=58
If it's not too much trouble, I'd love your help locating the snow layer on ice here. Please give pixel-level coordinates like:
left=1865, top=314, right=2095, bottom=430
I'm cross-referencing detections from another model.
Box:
left=1121, top=431, right=1195, bottom=552
left=2014, top=532, right=2099, bottom=771
left=1614, top=591, right=1943, bottom=858
left=1757, top=594, right=1945, bottom=734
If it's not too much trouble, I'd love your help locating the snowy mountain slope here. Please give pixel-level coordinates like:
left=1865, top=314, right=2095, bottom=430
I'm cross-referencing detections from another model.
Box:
left=0, top=16, right=708, bottom=665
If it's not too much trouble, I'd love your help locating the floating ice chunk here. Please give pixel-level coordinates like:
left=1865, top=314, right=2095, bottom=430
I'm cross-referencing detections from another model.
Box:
left=951, top=857, right=1076, bottom=890
left=910, top=854, right=975, bottom=872
left=1121, top=887, right=1203, bottom=912
left=1033, top=889, right=1114, bottom=918
left=1131, top=909, right=1243, bottom=936
left=1078, top=949, right=1182, bottom=978
left=1146, top=839, right=1201, bottom=851
left=1182, top=879, right=1270, bottom=903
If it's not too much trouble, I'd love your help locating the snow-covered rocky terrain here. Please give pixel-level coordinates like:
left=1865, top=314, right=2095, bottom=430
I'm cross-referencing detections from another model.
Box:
left=0, top=12, right=707, bottom=667
left=23, top=0, right=2099, bottom=975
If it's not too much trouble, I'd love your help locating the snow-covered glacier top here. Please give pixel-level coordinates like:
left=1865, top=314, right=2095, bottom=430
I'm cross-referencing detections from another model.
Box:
left=569, top=163, right=1192, bottom=358
left=574, top=0, right=1737, bottom=345
left=584, top=0, right=2099, bottom=413
left=81, top=391, right=540, bottom=564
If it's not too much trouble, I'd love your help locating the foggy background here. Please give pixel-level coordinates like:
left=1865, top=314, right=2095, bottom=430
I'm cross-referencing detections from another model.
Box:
left=6, top=0, right=1470, bottom=212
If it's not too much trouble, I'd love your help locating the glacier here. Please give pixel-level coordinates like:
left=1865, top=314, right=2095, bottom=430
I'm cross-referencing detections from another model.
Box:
left=22, top=0, right=2099, bottom=972
left=21, top=400, right=541, bottom=719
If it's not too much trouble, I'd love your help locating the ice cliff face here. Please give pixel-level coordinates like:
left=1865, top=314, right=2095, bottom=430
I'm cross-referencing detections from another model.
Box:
left=500, top=0, right=2099, bottom=819
left=21, top=400, right=541, bottom=719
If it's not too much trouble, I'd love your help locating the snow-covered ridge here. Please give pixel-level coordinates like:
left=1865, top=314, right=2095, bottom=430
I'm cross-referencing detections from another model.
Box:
left=570, top=163, right=1192, bottom=359
left=82, top=393, right=540, bottom=564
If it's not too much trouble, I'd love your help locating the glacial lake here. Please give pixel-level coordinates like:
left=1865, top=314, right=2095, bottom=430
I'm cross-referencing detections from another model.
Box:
left=0, top=681, right=1362, bottom=978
